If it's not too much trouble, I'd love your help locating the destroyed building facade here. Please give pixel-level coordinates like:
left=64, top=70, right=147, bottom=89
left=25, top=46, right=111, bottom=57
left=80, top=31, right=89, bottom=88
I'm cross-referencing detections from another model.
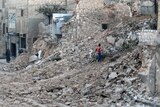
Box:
left=0, top=0, right=160, bottom=107
left=1, top=0, right=76, bottom=58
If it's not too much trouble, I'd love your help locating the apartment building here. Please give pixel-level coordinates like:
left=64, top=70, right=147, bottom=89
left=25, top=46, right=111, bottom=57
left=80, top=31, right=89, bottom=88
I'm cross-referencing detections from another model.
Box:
left=3, top=0, right=76, bottom=58
left=5, top=0, right=49, bottom=57
left=0, top=0, right=6, bottom=57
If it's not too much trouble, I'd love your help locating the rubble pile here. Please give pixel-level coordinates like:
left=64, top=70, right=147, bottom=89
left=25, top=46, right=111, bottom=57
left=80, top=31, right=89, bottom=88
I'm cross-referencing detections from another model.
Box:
left=7, top=52, right=29, bottom=71
left=131, top=0, right=141, bottom=16
left=58, top=18, right=155, bottom=65
left=0, top=0, right=158, bottom=106
left=32, top=37, right=58, bottom=58
left=39, top=47, right=147, bottom=107
left=4, top=18, right=155, bottom=106
left=3, top=46, right=156, bottom=107
left=8, top=0, right=156, bottom=71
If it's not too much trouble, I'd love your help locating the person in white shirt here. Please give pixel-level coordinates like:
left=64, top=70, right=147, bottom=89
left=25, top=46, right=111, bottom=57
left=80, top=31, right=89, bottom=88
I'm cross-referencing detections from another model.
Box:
left=38, top=49, right=42, bottom=60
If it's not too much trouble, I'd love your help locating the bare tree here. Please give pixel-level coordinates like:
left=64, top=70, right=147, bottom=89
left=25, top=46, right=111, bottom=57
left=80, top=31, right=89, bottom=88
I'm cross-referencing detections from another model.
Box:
left=36, top=3, right=66, bottom=24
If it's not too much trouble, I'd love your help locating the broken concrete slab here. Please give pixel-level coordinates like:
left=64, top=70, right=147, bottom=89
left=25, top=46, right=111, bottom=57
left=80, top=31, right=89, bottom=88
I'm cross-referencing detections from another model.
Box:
left=107, top=36, right=116, bottom=45
left=81, top=84, right=92, bottom=96
left=108, top=72, right=118, bottom=80
left=29, top=55, right=38, bottom=63
left=115, top=39, right=124, bottom=47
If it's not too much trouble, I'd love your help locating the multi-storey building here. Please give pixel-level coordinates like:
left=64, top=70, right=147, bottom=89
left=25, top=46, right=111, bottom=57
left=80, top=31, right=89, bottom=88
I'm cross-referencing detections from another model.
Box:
left=4, top=0, right=76, bottom=58
left=0, top=0, right=7, bottom=57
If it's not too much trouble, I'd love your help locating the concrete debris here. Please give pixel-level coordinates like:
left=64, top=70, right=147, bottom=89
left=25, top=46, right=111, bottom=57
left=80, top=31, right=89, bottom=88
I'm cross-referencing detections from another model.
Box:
left=29, top=55, right=38, bottom=63
left=0, top=0, right=158, bottom=107
left=81, top=84, right=92, bottom=96
left=107, top=36, right=116, bottom=45
left=7, top=52, right=29, bottom=71
left=108, top=72, right=118, bottom=80
left=115, top=39, right=124, bottom=48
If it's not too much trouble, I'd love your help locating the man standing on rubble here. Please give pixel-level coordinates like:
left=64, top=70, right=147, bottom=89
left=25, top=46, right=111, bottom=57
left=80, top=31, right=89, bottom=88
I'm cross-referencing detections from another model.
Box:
left=96, top=43, right=103, bottom=62
left=6, top=49, right=10, bottom=63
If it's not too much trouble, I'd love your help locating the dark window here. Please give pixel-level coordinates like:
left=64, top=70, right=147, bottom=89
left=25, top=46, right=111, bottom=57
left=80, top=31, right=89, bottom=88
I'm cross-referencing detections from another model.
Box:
left=3, top=23, right=5, bottom=34
left=6, top=27, right=8, bottom=33
left=21, top=9, right=24, bottom=16
left=55, top=34, right=62, bottom=39
left=102, top=24, right=108, bottom=30
left=20, top=37, right=26, bottom=49
left=11, top=43, right=16, bottom=57
left=23, top=34, right=26, bottom=37
left=33, top=37, right=38, bottom=43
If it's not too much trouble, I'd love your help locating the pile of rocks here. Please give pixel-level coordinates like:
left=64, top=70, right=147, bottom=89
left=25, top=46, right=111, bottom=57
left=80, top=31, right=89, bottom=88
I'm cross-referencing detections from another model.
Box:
left=1, top=1, right=158, bottom=106
left=31, top=47, right=156, bottom=107
left=6, top=0, right=156, bottom=72
left=19, top=16, right=157, bottom=105
left=0, top=46, right=158, bottom=107
left=6, top=52, right=29, bottom=71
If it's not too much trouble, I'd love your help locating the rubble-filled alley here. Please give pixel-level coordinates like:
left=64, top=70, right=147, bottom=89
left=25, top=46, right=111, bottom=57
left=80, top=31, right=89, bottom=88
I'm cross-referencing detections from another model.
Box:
left=0, top=0, right=160, bottom=107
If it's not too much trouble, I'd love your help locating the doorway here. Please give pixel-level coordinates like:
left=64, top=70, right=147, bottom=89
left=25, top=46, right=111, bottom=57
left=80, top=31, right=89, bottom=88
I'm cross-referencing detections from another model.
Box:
left=11, top=43, right=16, bottom=57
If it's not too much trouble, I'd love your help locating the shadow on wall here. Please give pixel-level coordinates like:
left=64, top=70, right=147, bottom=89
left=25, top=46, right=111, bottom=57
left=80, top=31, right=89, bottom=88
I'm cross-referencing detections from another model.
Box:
left=38, top=22, right=52, bottom=36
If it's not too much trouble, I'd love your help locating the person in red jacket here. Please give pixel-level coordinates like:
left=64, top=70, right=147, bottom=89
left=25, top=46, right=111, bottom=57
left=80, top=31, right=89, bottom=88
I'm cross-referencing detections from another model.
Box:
left=96, top=43, right=103, bottom=62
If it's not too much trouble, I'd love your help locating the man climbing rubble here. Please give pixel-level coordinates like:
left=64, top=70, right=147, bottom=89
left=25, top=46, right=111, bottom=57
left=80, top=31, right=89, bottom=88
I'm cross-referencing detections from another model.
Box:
left=96, top=43, right=103, bottom=62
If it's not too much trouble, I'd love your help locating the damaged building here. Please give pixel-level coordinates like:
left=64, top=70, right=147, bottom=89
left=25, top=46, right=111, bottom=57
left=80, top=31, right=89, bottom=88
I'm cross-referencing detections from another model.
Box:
left=0, top=0, right=160, bottom=107
left=3, top=0, right=76, bottom=58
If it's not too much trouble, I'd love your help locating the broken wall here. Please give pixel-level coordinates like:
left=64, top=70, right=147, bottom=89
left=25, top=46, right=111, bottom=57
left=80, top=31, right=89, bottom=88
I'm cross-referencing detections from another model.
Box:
left=63, top=0, right=132, bottom=41
left=147, top=45, right=160, bottom=95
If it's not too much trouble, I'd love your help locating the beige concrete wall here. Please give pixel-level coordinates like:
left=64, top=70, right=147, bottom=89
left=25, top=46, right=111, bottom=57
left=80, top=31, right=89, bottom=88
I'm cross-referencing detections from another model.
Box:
left=5, top=0, right=77, bottom=54
left=29, top=0, right=75, bottom=5
left=16, top=17, right=27, bottom=34
left=158, top=2, right=160, bottom=30
left=6, top=0, right=76, bottom=34
left=28, top=5, right=44, bottom=18
left=0, top=0, right=6, bottom=57
left=0, top=0, right=4, bottom=37
left=0, top=0, right=2, bottom=9
left=0, top=37, right=6, bottom=56
left=6, top=0, right=27, bottom=33
left=6, top=0, right=27, bottom=9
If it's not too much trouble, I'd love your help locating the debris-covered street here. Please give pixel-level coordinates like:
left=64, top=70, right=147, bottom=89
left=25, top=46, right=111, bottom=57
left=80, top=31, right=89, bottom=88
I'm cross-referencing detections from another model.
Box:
left=0, top=0, right=160, bottom=107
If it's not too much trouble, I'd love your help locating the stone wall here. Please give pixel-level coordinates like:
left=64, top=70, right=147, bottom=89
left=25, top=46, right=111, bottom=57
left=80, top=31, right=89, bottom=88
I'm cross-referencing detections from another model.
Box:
left=0, top=37, right=6, bottom=57
left=6, top=0, right=28, bottom=9
left=137, top=30, right=158, bottom=46
left=0, top=0, right=6, bottom=57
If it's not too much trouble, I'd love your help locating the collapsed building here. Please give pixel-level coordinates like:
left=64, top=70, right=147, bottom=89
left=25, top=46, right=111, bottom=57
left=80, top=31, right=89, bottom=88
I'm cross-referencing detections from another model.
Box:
left=0, top=0, right=160, bottom=107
